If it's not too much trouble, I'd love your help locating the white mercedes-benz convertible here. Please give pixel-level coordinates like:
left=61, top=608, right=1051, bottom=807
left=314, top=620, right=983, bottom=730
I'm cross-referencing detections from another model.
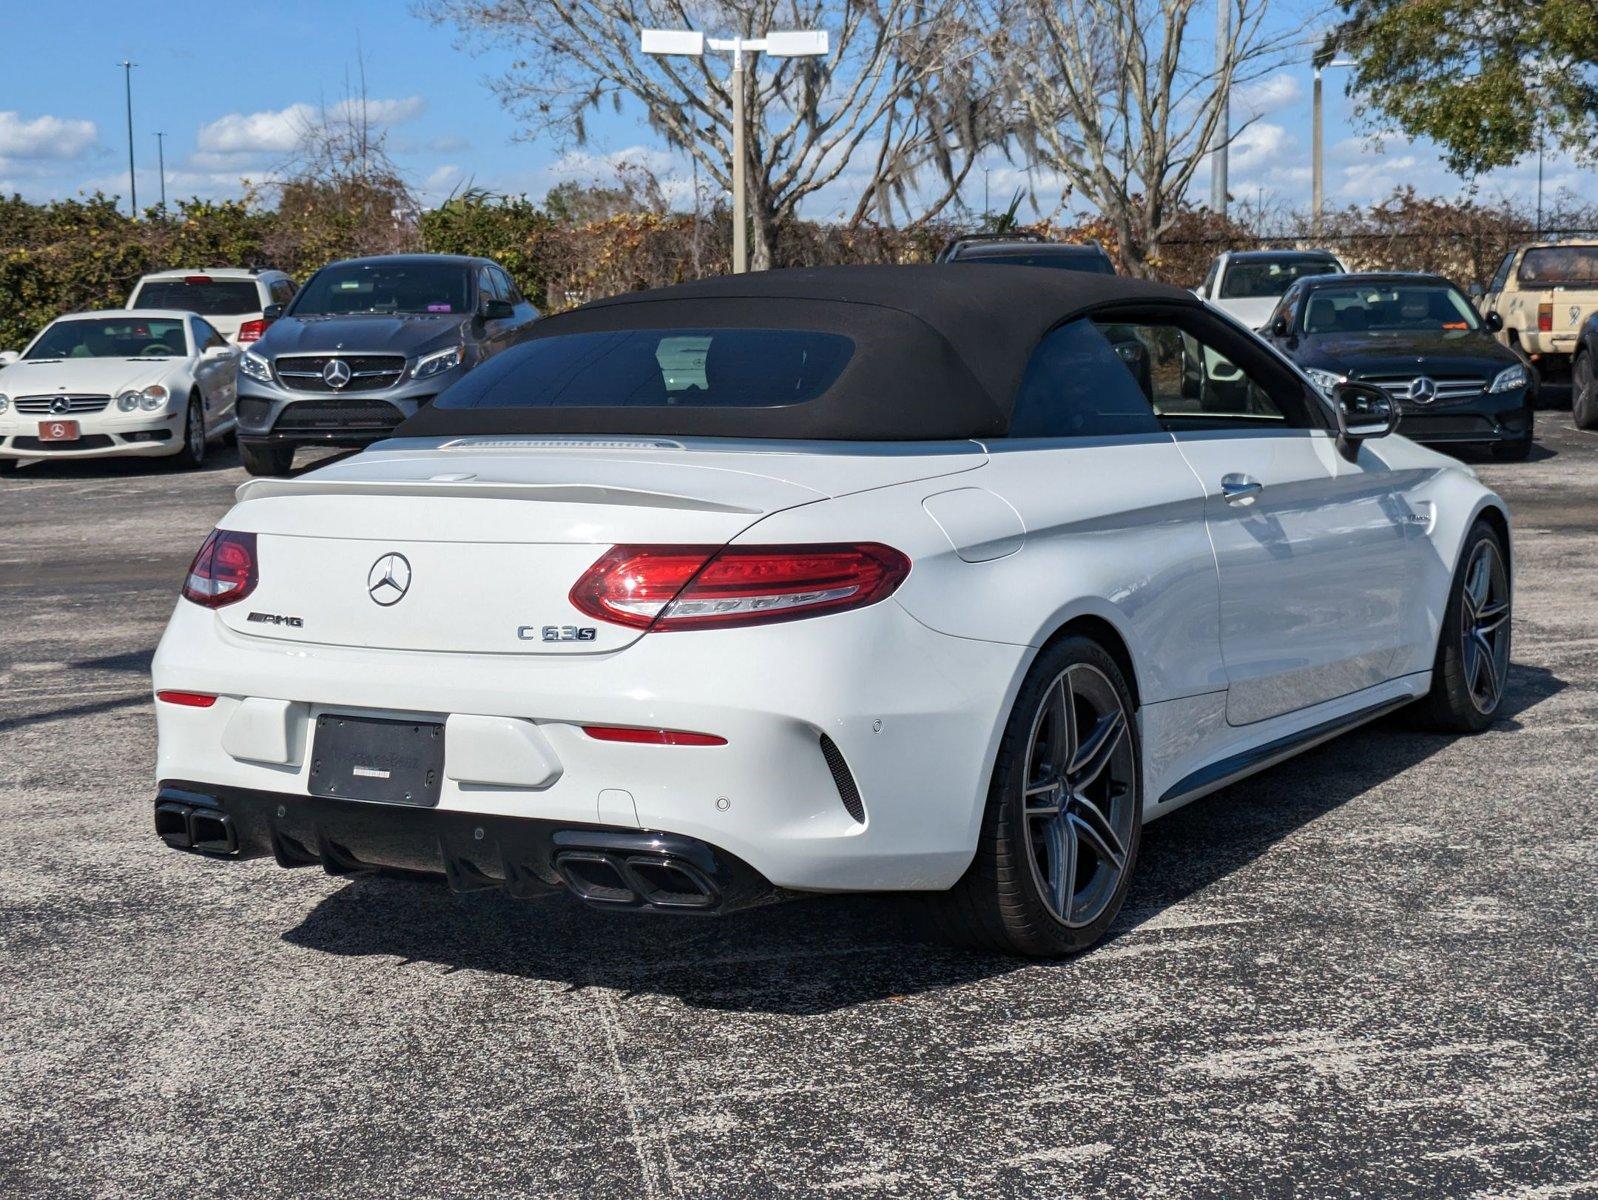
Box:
left=151, top=266, right=1512, bottom=956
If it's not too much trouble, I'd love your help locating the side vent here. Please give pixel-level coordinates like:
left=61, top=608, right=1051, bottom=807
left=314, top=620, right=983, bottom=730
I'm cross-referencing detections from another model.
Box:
left=818, top=733, right=865, bottom=824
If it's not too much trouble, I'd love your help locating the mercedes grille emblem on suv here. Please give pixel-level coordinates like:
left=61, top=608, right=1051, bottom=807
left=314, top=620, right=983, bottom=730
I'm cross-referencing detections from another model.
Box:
left=322, top=358, right=353, bottom=389
left=367, top=553, right=412, bottom=606
left=50, top=397, right=71, bottom=414
left=1406, top=376, right=1438, bottom=404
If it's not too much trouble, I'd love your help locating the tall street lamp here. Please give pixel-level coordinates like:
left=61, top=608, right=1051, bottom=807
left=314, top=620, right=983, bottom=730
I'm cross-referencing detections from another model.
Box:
left=1312, top=55, right=1355, bottom=236
left=154, top=131, right=167, bottom=215
left=640, top=27, right=830, bottom=274
left=120, top=60, right=138, bottom=217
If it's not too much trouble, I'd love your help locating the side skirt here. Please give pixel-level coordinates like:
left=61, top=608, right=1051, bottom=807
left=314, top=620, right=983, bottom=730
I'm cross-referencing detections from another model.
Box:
left=1156, top=694, right=1414, bottom=810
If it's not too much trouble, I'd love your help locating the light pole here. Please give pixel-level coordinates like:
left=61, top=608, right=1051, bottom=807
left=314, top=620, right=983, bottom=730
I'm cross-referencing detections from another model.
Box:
left=1311, top=56, right=1355, bottom=236
left=154, top=131, right=167, bottom=215
left=120, top=60, right=138, bottom=217
left=1211, top=1, right=1230, bottom=214
left=640, top=27, right=829, bottom=274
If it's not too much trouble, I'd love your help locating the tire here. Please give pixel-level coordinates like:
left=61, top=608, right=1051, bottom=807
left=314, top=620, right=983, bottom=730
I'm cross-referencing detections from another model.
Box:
left=1413, top=519, right=1511, bottom=733
left=936, top=635, right=1142, bottom=957
left=173, top=395, right=207, bottom=469
left=239, top=440, right=295, bottom=477
left=1491, top=436, right=1532, bottom=461
left=1574, top=350, right=1598, bottom=431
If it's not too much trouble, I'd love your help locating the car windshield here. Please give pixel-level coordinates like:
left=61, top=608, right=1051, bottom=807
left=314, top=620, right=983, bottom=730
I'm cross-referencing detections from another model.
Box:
left=290, top=262, right=472, bottom=316
left=1220, top=257, right=1341, bottom=299
left=1517, top=246, right=1598, bottom=287
left=956, top=251, right=1115, bottom=275
left=25, top=318, right=189, bottom=360
left=1301, top=284, right=1480, bottom=335
left=131, top=279, right=260, bottom=316
left=434, top=328, right=855, bottom=409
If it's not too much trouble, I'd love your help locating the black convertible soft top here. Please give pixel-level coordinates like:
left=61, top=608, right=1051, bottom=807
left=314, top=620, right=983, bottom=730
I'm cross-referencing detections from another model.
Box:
left=398, top=264, right=1198, bottom=441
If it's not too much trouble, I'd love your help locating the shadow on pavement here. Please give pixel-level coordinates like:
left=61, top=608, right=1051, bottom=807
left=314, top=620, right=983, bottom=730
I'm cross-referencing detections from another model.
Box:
left=279, top=662, right=1564, bottom=1015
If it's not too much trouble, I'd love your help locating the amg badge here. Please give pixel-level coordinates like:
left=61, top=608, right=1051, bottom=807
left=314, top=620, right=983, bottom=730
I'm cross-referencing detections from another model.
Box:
left=520, top=625, right=597, bottom=642
left=246, top=611, right=304, bottom=628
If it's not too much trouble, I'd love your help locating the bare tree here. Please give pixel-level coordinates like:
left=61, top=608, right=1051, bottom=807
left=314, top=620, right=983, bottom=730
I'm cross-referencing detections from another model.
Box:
left=417, top=1, right=994, bottom=269
left=987, top=0, right=1319, bottom=276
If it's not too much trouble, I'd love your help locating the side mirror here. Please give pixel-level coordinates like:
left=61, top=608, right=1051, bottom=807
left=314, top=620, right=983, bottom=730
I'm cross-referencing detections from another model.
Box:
left=203, top=344, right=235, bottom=359
left=0, top=350, right=18, bottom=367
left=261, top=304, right=284, bottom=320
left=1269, top=316, right=1289, bottom=338
left=1484, top=311, right=1504, bottom=333
left=480, top=298, right=515, bottom=321
left=1332, top=381, right=1398, bottom=455
left=1467, top=283, right=1485, bottom=300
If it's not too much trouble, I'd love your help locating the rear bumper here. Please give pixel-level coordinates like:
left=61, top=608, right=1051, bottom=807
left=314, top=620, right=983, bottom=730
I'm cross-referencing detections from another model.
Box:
left=154, top=782, right=779, bottom=913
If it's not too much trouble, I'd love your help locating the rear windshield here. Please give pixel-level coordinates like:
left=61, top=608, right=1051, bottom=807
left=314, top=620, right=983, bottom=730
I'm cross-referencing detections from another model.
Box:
left=434, top=328, right=855, bottom=409
left=1301, top=284, right=1479, bottom=335
left=290, top=262, right=472, bottom=316
left=956, top=251, right=1114, bottom=275
left=131, top=279, right=260, bottom=316
left=1220, top=256, right=1341, bottom=299
left=1517, top=246, right=1598, bottom=287
left=26, top=318, right=189, bottom=359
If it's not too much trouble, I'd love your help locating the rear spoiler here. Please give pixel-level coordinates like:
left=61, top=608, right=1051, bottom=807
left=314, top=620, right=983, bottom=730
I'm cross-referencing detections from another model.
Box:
left=235, top=475, right=763, bottom=514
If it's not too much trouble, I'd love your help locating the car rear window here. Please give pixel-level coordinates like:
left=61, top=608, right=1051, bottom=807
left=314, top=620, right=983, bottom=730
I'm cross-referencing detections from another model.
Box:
left=132, top=279, right=260, bottom=316
left=433, top=328, right=855, bottom=410
left=1219, top=257, right=1341, bottom=299
left=1517, top=246, right=1598, bottom=287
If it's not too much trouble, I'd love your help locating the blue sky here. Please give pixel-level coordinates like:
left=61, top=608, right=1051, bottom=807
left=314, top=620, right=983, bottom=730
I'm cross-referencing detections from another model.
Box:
left=1, top=0, right=1592, bottom=224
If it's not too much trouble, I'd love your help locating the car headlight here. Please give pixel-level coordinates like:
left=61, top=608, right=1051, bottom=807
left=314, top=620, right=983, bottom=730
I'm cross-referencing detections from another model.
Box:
left=116, top=390, right=141, bottom=412
left=1303, top=367, right=1347, bottom=397
left=1488, top=363, right=1528, bottom=393
left=239, top=350, right=273, bottom=383
left=140, top=384, right=169, bottom=411
left=412, top=345, right=464, bottom=379
left=0, top=393, right=8, bottom=415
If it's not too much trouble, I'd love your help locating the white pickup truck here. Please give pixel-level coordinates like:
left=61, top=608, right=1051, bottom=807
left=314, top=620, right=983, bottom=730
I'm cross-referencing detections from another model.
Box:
left=1476, top=242, right=1598, bottom=379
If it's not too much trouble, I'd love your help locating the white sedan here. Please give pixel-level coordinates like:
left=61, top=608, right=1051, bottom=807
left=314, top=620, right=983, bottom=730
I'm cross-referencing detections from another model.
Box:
left=0, top=309, right=239, bottom=471
left=149, top=266, right=1512, bottom=956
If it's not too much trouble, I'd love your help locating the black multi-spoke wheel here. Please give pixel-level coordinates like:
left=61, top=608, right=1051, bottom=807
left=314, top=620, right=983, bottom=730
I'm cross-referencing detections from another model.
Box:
left=1416, top=519, right=1512, bottom=732
left=1574, top=350, right=1598, bottom=431
left=939, top=636, right=1142, bottom=957
left=1020, top=665, right=1136, bottom=929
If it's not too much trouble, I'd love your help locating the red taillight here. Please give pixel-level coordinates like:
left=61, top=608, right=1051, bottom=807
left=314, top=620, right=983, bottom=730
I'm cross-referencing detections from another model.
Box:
left=237, top=318, right=269, bottom=343
left=182, top=529, right=258, bottom=608
left=582, top=725, right=727, bottom=746
left=1538, top=302, right=1553, bottom=332
left=157, top=690, right=217, bottom=708
left=570, top=543, right=910, bottom=632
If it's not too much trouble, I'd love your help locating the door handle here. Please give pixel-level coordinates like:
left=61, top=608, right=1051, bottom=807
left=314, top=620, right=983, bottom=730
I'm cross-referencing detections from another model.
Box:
left=1220, top=473, right=1263, bottom=506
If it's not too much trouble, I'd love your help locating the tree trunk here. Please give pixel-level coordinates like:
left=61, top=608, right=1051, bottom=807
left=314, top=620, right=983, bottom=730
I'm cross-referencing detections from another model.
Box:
left=749, top=198, right=776, bottom=272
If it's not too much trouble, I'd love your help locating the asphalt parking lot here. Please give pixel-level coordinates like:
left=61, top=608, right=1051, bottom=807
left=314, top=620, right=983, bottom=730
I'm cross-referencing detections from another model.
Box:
left=2, top=411, right=1595, bottom=1199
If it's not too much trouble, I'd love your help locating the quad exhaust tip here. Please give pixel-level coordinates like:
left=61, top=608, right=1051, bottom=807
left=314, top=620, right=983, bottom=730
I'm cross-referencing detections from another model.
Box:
left=154, top=798, right=239, bottom=856
left=554, top=849, right=719, bottom=911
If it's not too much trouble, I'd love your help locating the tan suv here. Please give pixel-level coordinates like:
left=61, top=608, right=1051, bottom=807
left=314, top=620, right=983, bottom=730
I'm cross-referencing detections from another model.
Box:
left=1477, top=242, right=1598, bottom=378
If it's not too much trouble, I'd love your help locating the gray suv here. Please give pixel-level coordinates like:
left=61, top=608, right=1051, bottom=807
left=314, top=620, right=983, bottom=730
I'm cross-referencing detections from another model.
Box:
left=235, top=254, right=539, bottom=475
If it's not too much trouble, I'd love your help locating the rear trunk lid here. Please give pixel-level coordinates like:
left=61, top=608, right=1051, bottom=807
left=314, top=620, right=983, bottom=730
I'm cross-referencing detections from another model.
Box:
left=216, top=437, right=985, bottom=655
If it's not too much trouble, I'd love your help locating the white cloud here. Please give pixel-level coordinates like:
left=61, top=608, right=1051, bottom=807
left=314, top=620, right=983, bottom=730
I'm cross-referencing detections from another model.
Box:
left=0, top=111, right=98, bottom=161
left=196, top=96, right=426, bottom=157
left=1229, top=122, right=1293, bottom=172
left=1235, top=74, right=1303, bottom=119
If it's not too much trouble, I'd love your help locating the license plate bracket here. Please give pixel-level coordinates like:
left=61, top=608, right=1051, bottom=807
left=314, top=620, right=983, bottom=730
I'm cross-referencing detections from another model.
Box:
left=38, top=419, right=80, bottom=442
left=309, top=714, right=445, bottom=807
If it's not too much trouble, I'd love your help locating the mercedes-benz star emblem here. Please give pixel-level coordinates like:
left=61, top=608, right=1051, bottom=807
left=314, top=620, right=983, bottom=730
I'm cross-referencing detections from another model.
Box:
left=50, top=397, right=71, bottom=414
left=322, top=358, right=353, bottom=389
left=1406, top=376, right=1438, bottom=405
left=367, top=553, right=412, bottom=606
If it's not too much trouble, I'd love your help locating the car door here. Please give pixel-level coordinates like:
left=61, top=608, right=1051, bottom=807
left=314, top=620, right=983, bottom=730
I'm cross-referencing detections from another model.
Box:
left=1482, top=250, right=1517, bottom=344
left=475, top=266, right=519, bottom=360
left=1096, top=305, right=1434, bottom=726
left=191, top=318, right=237, bottom=428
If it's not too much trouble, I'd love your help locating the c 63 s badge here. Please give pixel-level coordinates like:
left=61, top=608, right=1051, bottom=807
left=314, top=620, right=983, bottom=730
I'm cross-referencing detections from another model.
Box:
left=247, top=611, right=304, bottom=628
left=520, top=625, right=596, bottom=643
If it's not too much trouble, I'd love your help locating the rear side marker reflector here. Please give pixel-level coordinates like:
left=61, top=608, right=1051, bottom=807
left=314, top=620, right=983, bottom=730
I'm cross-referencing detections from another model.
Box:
left=157, top=690, right=217, bottom=708
left=582, top=725, right=727, bottom=747
left=570, top=542, right=911, bottom=632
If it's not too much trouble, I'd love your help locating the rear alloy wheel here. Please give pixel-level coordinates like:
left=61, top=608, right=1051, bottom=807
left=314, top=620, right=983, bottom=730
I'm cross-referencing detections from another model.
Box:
left=939, top=636, right=1141, bottom=957
left=1415, top=520, right=1511, bottom=732
left=174, top=396, right=207, bottom=469
left=239, top=440, right=295, bottom=477
left=1574, top=350, right=1598, bottom=431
